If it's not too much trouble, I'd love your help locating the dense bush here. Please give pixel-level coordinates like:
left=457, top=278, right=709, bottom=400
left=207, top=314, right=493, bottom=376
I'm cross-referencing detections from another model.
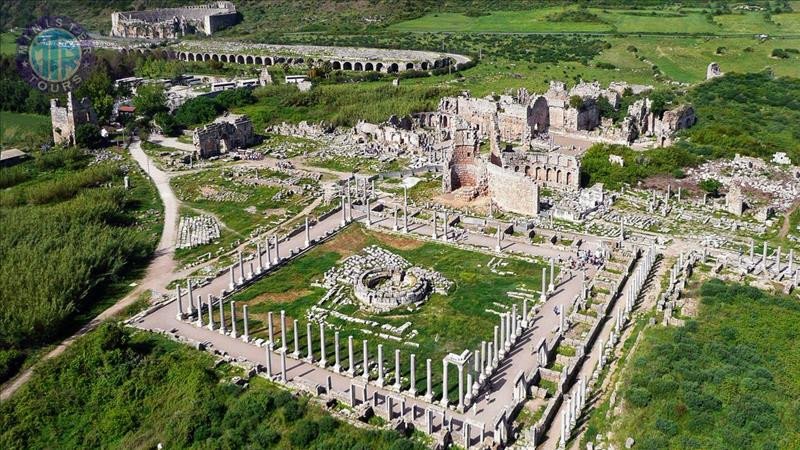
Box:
left=173, top=88, right=255, bottom=127
left=0, top=324, right=426, bottom=449
left=74, top=123, right=104, bottom=149
left=615, top=281, right=800, bottom=449
left=580, top=143, right=700, bottom=189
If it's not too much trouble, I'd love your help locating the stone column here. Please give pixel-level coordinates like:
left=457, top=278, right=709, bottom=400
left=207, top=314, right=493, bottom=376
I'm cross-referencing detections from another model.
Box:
left=256, top=242, right=262, bottom=273
left=219, top=297, right=226, bottom=334
left=522, top=298, right=528, bottom=327
left=366, top=198, right=371, bottom=226
left=499, top=314, right=506, bottom=355
left=441, top=360, right=448, bottom=407
left=229, top=265, right=235, bottom=291
left=341, top=196, right=347, bottom=226
left=333, top=331, right=341, bottom=373
left=486, top=342, right=494, bottom=375
left=493, top=326, right=499, bottom=364
left=511, top=304, right=518, bottom=339
left=206, top=296, right=214, bottom=330
left=541, top=267, right=547, bottom=301
left=187, top=281, right=194, bottom=314
left=274, top=235, right=281, bottom=263
left=242, top=305, right=250, bottom=342
left=443, top=211, right=449, bottom=242
left=280, top=310, right=287, bottom=351
left=304, top=217, right=310, bottom=247
left=394, top=349, right=402, bottom=391
left=265, top=240, right=272, bottom=268
left=319, top=323, right=326, bottom=368
left=230, top=301, right=237, bottom=339
left=549, top=258, right=555, bottom=292
left=280, top=348, right=287, bottom=382
left=425, top=358, right=433, bottom=401
left=363, top=340, right=370, bottom=380
left=176, top=285, right=184, bottom=319
left=238, top=251, right=245, bottom=284
left=265, top=347, right=273, bottom=379
left=409, top=353, right=416, bottom=396
left=292, top=319, right=300, bottom=357
left=393, top=207, right=398, bottom=231
left=457, top=363, right=464, bottom=411
left=377, top=344, right=385, bottom=387
left=496, top=227, right=502, bottom=252
left=305, top=323, right=313, bottom=362
left=196, top=295, right=204, bottom=327
left=347, top=336, right=355, bottom=376
left=431, top=212, right=437, bottom=239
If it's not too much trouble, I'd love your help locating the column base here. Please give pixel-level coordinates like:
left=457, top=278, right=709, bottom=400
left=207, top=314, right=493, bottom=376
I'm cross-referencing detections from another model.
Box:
left=332, top=364, right=341, bottom=373
left=242, top=335, right=249, bottom=343
left=291, top=351, right=300, bottom=359
left=376, top=378, right=384, bottom=388
left=318, top=360, right=327, bottom=368
left=423, top=393, right=433, bottom=402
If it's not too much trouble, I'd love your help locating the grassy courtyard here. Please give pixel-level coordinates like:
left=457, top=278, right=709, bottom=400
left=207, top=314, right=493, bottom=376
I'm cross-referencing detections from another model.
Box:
left=225, top=225, right=551, bottom=398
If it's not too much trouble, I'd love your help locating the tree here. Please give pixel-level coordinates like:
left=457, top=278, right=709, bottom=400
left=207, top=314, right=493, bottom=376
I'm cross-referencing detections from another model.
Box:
left=76, top=69, right=115, bottom=123
left=154, top=112, right=180, bottom=136
left=569, top=95, right=584, bottom=110
left=74, top=123, right=103, bottom=149
left=699, top=178, right=722, bottom=196
left=133, top=84, right=167, bottom=118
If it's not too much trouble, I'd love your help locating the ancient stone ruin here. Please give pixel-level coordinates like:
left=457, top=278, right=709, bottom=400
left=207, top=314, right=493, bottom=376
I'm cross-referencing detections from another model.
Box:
left=50, top=92, right=97, bottom=146
left=193, top=113, right=255, bottom=158
left=111, top=1, right=240, bottom=39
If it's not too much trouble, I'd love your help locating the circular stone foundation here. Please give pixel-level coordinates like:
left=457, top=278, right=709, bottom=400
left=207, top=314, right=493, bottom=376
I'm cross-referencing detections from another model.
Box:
left=354, top=267, right=430, bottom=312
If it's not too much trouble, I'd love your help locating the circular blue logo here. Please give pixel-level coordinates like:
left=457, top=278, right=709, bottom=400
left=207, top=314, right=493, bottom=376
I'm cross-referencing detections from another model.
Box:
left=16, top=16, right=94, bottom=93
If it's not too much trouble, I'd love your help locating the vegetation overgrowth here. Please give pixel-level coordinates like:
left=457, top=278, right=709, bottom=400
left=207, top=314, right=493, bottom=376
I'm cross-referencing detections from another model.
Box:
left=0, top=148, right=161, bottom=382
left=598, top=280, right=800, bottom=449
left=0, top=322, right=426, bottom=450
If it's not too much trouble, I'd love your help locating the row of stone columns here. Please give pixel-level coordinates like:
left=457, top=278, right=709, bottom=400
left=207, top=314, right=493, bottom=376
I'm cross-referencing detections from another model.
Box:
left=177, top=285, right=252, bottom=343
left=560, top=376, right=587, bottom=448
left=430, top=210, right=450, bottom=242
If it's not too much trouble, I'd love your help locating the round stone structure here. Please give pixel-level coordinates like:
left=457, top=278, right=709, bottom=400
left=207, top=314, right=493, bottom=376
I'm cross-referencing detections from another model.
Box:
left=354, top=267, right=430, bottom=312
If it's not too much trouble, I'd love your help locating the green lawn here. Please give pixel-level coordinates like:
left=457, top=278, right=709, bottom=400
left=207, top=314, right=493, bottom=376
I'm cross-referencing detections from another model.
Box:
left=228, top=225, right=551, bottom=399
left=0, top=112, right=51, bottom=149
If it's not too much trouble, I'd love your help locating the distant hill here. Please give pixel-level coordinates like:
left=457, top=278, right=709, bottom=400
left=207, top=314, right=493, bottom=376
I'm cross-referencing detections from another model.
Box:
left=1, top=0, right=743, bottom=35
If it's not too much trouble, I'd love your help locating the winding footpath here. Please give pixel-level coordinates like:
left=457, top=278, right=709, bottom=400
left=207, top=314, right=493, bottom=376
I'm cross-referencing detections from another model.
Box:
left=0, top=139, right=179, bottom=401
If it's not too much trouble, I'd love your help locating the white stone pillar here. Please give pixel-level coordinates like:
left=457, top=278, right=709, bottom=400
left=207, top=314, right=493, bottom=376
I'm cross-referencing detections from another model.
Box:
left=363, top=340, right=370, bottom=380
left=441, top=360, right=448, bottom=407
left=274, top=235, right=281, bottom=263
left=333, top=331, right=341, bottom=373
left=341, top=196, right=347, bottom=226
left=424, top=358, right=433, bottom=401
left=432, top=212, right=437, bottom=239
left=377, top=344, right=385, bottom=387
left=265, top=240, right=272, bottom=268
left=196, top=295, right=204, bottom=327
left=280, top=310, right=287, bottom=351
left=443, top=211, right=449, bottom=242
left=280, top=348, right=287, bottom=382
left=229, top=265, right=235, bottom=291
left=493, top=326, right=499, bottom=365
left=206, top=296, right=214, bottom=330
left=393, top=207, right=398, bottom=231
left=242, top=304, right=250, bottom=342
left=265, top=347, right=273, bottom=379
left=409, top=353, right=416, bottom=396
left=560, top=304, right=566, bottom=334
left=457, top=363, right=464, bottom=411
left=304, top=322, right=314, bottom=362
left=304, top=216, right=310, bottom=247
left=256, top=242, right=262, bottom=273
left=394, top=349, right=401, bottom=391
left=230, top=301, right=237, bottom=339
left=541, top=267, right=547, bottom=301
left=218, top=297, right=226, bottom=334
left=549, top=258, right=555, bottom=292
left=176, top=285, right=184, bottom=319
left=319, top=323, right=326, bottom=368
left=496, top=227, right=502, bottom=252
left=292, top=319, right=300, bottom=357
left=486, top=342, right=494, bottom=375
left=366, top=198, right=371, bottom=226
left=403, top=186, right=409, bottom=232
left=238, top=251, right=244, bottom=284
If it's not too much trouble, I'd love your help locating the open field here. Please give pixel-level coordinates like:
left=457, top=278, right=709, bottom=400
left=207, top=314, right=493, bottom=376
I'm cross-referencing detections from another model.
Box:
left=225, top=225, right=551, bottom=396
left=0, top=112, right=50, bottom=149
left=170, top=166, right=318, bottom=240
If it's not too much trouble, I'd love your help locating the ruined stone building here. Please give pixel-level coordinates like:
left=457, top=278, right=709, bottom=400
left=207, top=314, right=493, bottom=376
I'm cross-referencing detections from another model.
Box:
left=50, top=92, right=97, bottom=146
left=193, top=114, right=254, bottom=158
left=111, top=2, right=239, bottom=39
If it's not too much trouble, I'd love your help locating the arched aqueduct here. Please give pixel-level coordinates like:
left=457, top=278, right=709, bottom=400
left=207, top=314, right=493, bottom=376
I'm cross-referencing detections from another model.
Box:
left=123, top=48, right=453, bottom=73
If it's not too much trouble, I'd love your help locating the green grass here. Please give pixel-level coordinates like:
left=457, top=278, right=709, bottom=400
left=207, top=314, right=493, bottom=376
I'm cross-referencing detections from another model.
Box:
left=609, top=280, right=800, bottom=449
left=0, top=32, right=16, bottom=56
left=389, top=8, right=612, bottom=33
left=170, top=166, right=318, bottom=238
left=0, top=323, right=425, bottom=449
left=0, top=112, right=51, bottom=149
left=229, top=225, right=552, bottom=398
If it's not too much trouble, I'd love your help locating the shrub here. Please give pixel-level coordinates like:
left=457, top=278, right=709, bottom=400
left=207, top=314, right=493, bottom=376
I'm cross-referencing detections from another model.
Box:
left=75, top=123, right=104, bottom=149
left=289, top=419, right=318, bottom=446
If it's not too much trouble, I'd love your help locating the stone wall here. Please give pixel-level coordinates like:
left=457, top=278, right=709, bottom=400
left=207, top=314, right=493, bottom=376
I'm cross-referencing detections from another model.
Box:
left=487, top=163, right=540, bottom=216
left=193, top=114, right=254, bottom=158
left=50, top=92, right=97, bottom=146
left=111, top=2, right=239, bottom=39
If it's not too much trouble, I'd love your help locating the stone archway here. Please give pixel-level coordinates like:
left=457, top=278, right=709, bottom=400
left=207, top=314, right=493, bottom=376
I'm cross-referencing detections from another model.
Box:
left=211, top=54, right=219, bottom=62
left=246, top=55, right=254, bottom=64
left=265, top=57, right=273, bottom=65
left=530, top=96, right=550, bottom=135
left=388, top=63, right=399, bottom=73
left=255, top=56, right=263, bottom=65
left=421, top=61, right=430, bottom=70
left=376, top=63, right=384, bottom=72
left=333, top=61, right=341, bottom=70
left=354, top=62, right=363, bottom=71
left=343, top=61, right=353, bottom=70
left=556, top=170, right=562, bottom=184
left=365, top=62, right=374, bottom=71
left=236, top=55, right=245, bottom=64
left=221, top=54, right=228, bottom=62
left=546, top=168, right=553, bottom=182
left=566, top=172, right=573, bottom=186
left=405, top=62, right=414, bottom=71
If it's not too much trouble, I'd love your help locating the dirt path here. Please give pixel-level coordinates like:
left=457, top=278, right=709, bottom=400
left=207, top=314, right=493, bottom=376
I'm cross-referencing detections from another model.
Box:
left=0, top=139, right=180, bottom=401
left=779, top=200, right=800, bottom=239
